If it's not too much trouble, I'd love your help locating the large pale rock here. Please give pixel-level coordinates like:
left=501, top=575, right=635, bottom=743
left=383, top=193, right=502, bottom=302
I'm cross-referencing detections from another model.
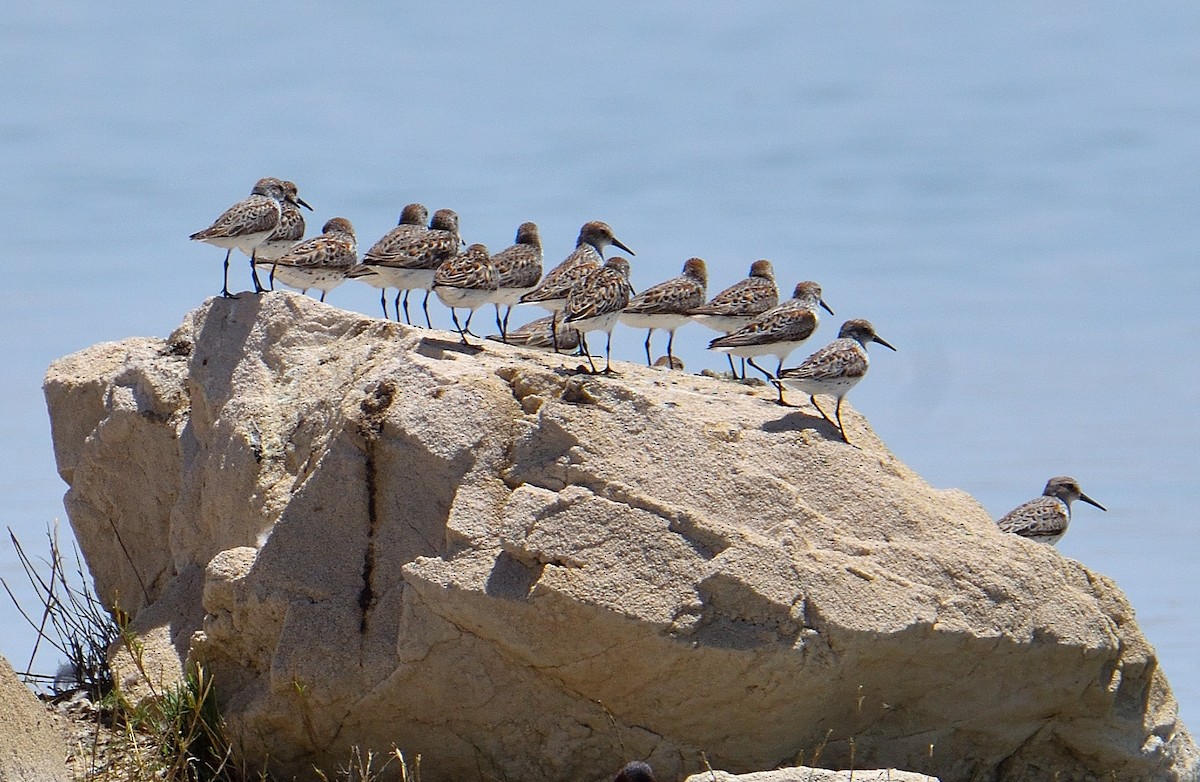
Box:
left=44, top=292, right=1198, bottom=782
left=0, top=656, right=70, bottom=782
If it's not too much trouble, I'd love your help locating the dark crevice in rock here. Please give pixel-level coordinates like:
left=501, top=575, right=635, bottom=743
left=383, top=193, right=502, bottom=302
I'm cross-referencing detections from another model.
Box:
left=355, top=380, right=396, bottom=635
left=358, top=440, right=378, bottom=635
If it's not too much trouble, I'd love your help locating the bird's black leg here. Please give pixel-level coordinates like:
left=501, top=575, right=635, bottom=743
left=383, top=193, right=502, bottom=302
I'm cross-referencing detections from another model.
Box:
left=603, top=332, right=618, bottom=375
left=422, top=291, right=433, bottom=329
left=221, top=250, right=234, bottom=298
left=250, top=250, right=265, bottom=294
left=450, top=308, right=468, bottom=344
left=643, top=331, right=653, bottom=366
left=580, top=334, right=597, bottom=373
left=746, top=358, right=775, bottom=383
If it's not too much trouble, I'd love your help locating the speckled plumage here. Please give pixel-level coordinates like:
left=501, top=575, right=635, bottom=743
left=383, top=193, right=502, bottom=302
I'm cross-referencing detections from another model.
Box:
left=565, top=256, right=634, bottom=374
left=709, top=281, right=834, bottom=387
left=996, top=476, right=1106, bottom=545
left=433, top=243, right=499, bottom=344
left=777, top=318, right=896, bottom=443
left=191, top=177, right=297, bottom=296
left=620, top=257, right=707, bottom=366
left=268, top=217, right=357, bottom=302
left=348, top=203, right=431, bottom=319
left=252, top=181, right=313, bottom=262
left=354, top=208, right=461, bottom=327
left=490, top=222, right=544, bottom=340
left=519, top=220, right=634, bottom=311
left=487, top=314, right=581, bottom=351
left=690, top=259, right=779, bottom=333
left=690, top=259, right=779, bottom=378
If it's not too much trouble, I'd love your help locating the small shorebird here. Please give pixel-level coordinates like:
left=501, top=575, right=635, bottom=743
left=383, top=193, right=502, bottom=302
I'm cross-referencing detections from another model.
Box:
left=776, top=318, right=895, bottom=444
left=690, top=259, right=779, bottom=378
left=620, top=257, right=707, bottom=367
left=564, top=256, right=634, bottom=374
left=996, top=476, right=1106, bottom=545
left=653, top=355, right=685, bottom=371
left=614, top=761, right=656, bottom=782
left=708, top=281, right=833, bottom=392
left=267, top=217, right=357, bottom=301
left=486, top=313, right=581, bottom=352
left=520, top=220, right=634, bottom=351
left=190, top=177, right=304, bottom=297
left=252, top=180, right=314, bottom=267
left=489, top=222, right=543, bottom=341
left=433, top=243, right=499, bottom=344
left=349, top=208, right=461, bottom=327
left=347, top=203, right=429, bottom=319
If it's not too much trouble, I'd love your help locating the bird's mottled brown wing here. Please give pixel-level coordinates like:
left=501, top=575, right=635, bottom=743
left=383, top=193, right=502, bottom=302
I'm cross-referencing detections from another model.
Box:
left=779, top=338, right=868, bottom=381
left=435, top=255, right=498, bottom=290
left=274, top=235, right=357, bottom=270
left=191, top=195, right=278, bottom=240
left=523, top=257, right=600, bottom=302
left=692, top=277, right=778, bottom=316
left=996, top=497, right=1068, bottom=540
left=492, top=244, right=542, bottom=287
left=364, top=229, right=458, bottom=269
left=564, top=270, right=632, bottom=321
left=625, top=277, right=705, bottom=315
left=710, top=304, right=816, bottom=348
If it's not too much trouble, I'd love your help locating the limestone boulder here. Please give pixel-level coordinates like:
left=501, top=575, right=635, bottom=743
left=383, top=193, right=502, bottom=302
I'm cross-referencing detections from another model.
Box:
left=44, top=292, right=1199, bottom=782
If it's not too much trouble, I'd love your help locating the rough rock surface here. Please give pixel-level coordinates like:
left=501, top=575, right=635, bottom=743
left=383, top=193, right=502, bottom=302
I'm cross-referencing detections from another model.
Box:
left=685, top=768, right=937, bottom=782
left=0, top=655, right=70, bottom=782
left=44, top=292, right=1198, bottom=782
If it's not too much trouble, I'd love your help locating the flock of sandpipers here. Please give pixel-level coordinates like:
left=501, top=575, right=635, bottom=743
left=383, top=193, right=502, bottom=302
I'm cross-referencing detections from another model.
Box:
left=190, top=178, right=1108, bottom=561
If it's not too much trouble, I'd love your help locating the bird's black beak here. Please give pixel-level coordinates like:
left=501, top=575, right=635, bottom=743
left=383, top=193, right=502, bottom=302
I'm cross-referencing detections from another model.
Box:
left=819, top=298, right=835, bottom=316
left=1079, top=493, right=1106, bottom=512
left=873, top=334, right=897, bottom=351
left=295, top=196, right=314, bottom=211
left=611, top=237, right=635, bottom=256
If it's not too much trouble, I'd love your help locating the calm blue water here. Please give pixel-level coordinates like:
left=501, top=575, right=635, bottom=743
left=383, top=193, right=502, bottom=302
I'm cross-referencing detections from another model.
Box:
left=2, top=2, right=1197, bottom=726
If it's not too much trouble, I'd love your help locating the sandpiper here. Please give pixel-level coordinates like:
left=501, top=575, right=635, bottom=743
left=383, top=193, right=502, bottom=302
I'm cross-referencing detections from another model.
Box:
left=350, top=208, right=461, bottom=327
left=708, top=281, right=833, bottom=391
left=252, top=180, right=313, bottom=266
left=433, top=243, right=499, bottom=344
left=620, top=257, right=707, bottom=367
left=996, top=476, right=1106, bottom=545
left=653, top=355, right=685, bottom=371
left=689, top=259, right=779, bottom=378
left=489, top=222, right=543, bottom=341
left=776, top=318, right=895, bottom=444
left=347, top=203, right=429, bottom=320
left=520, top=220, right=634, bottom=351
left=190, top=177, right=299, bottom=297
left=486, top=313, right=581, bottom=352
left=267, top=217, right=358, bottom=302
left=564, top=256, right=634, bottom=374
